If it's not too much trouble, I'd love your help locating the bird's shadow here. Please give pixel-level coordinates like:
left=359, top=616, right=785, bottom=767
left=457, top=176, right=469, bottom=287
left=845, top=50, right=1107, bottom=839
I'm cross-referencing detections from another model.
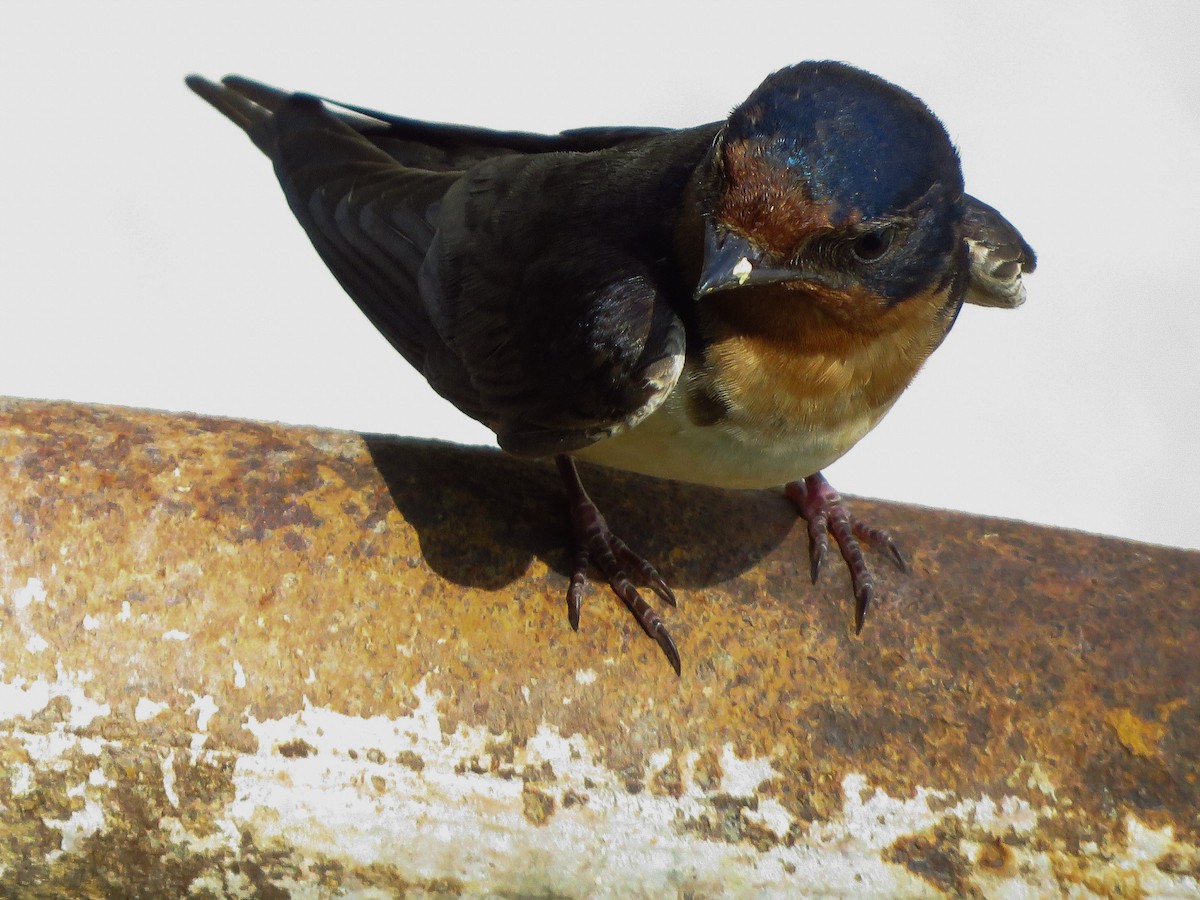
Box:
left=363, top=435, right=796, bottom=593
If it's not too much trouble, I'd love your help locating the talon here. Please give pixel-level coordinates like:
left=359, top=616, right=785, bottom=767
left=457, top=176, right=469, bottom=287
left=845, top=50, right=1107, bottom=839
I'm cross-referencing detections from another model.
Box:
left=611, top=533, right=677, bottom=607
left=567, top=579, right=584, bottom=632
left=654, top=624, right=682, bottom=676
left=786, top=471, right=906, bottom=632
left=786, top=480, right=828, bottom=582
left=567, top=542, right=589, bottom=630
left=556, top=455, right=680, bottom=673
left=852, top=521, right=907, bottom=572
left=854, top=582, right=873, bottom=634
left=808, top=529, right=827, bottom=584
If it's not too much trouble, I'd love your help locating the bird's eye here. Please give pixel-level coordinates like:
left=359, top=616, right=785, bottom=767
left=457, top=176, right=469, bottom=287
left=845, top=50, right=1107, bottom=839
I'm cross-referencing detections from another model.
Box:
left=850, top=226, right=898, bottom=263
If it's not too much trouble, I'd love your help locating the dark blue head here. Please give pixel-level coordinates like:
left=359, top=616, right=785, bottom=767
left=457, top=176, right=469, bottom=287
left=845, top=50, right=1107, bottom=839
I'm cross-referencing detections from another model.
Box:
left=724, top=61, right=961, bottom=222
left=697, top=62, right=966, bottom=307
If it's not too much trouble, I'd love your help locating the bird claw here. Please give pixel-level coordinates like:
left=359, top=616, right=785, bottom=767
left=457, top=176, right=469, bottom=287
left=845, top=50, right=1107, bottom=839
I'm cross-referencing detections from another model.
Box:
left=652, top=622, right=682, bottom=677
left=852, top=520, right=908, bottom=572
left=786, top=472, right=906, bottom=632
left=608, top=531, right=678, bottom=608
left=557, top=456, right=681, bottom=675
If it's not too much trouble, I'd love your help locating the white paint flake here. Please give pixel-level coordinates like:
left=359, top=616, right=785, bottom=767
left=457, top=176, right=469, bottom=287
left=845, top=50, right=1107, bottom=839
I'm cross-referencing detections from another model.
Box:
left=162, top=630, right=190, bottom=641
left=719, top=742, right=776, bottom=797
left=233, top=660, right=247, bottom=689
left=0, top=664, right=110, bottom=728
left=44, top=794, right=105, bottom=854
left=745, top=798, right=795, bottom=839
left=11, top=577, right=47, bottom=609
left=188, top=693, right=219, bottom=732
left=10, top=763, right=34, bottom=796
left=24, top=633, right=49, bottom=654
left=135, top=697, right=168, bottom=722
left=162, top=748, right=180, bottom=807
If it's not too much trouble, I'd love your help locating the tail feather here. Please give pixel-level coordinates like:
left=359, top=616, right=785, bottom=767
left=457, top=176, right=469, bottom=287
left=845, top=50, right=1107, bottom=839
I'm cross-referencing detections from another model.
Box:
left=186, top=74, right=458, bottom=374
left=184, top=74, right=274, bottom=155
left=219, top=75, right=292, bottom=114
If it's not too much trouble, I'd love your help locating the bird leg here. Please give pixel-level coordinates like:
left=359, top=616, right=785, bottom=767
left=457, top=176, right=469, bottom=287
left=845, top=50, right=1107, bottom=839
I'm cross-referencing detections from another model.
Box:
left=785, top=471, right=907, bottom=633
left=555, top=455, right=681, bottom=675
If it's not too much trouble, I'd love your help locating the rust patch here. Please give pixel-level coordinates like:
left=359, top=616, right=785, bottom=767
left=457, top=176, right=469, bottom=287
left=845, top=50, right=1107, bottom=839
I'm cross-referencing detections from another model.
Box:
left=976, top=836, right=1014, bottom=873
left=395, top=750, right=425, bottom=771
left=561, top=788, right=589, bottom=809
left=521, top=785, right=555, bottom=827
left=276, top=739, right=316, bottom=759
left=887, top=827, right=981, bottom=899
left=651, top=756, right=684, bottom=798
left=1108, top=707, right=1167, bottom=758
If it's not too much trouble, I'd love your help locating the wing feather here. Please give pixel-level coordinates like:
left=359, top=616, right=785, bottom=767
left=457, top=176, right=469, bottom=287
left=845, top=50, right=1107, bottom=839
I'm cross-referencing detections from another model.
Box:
left=187, top=75, right=705, bottom=455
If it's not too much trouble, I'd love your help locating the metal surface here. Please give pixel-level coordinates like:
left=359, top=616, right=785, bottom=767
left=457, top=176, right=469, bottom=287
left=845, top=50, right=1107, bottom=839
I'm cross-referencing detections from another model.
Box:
left=0, top=398, right=1196, bottom=896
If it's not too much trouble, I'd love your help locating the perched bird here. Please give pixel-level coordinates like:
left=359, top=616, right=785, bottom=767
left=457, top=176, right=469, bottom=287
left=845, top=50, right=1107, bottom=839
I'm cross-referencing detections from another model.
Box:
left=186, top=62, right=1035, bottom=675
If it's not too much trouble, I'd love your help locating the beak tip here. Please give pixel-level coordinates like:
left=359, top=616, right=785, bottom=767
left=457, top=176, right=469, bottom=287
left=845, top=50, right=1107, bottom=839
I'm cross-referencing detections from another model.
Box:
left=696, top=224, right=797, bottom=298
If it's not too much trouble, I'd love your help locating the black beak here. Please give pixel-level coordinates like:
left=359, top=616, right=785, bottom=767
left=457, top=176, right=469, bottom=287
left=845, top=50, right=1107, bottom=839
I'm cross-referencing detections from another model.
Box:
left=694, top=222, right=798, bottom=299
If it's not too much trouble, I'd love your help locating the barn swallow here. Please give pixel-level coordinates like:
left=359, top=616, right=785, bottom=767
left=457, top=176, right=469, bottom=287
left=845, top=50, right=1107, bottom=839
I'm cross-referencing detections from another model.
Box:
left=186, top=62, right=1035, bottom=675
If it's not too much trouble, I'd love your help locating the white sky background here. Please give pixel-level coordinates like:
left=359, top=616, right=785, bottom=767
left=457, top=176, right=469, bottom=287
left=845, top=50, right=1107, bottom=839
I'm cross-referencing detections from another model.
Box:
left=2, top=1, right=1197, bottom=551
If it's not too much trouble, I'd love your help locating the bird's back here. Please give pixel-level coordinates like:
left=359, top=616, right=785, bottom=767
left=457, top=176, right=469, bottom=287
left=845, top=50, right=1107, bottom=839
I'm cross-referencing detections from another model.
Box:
left=186, top=76, right=713, bottom=455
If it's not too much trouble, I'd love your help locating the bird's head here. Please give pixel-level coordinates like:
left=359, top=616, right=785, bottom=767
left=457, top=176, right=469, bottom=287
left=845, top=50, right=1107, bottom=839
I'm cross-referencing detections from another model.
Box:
left=694, top=62, right=966, bottom=328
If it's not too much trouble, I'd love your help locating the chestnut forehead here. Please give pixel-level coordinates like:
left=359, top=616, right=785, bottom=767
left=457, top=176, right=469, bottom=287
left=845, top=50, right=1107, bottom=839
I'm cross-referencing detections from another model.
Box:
left=717, top=140, right=842, bottom=254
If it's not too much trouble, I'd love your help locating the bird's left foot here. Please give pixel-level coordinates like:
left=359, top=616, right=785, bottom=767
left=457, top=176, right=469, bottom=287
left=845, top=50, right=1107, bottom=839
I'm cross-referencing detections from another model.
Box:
left=785, top=472, right=907, bottom=632
left=555, top=456, right=681, bottom=675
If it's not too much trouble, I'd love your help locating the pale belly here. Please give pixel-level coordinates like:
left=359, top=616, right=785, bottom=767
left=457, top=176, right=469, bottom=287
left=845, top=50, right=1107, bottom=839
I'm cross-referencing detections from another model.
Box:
left=571, top=383, right=886, bottom=490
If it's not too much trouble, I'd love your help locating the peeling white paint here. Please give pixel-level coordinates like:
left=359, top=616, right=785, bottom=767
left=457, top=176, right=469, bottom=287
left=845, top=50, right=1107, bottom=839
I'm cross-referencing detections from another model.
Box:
left=745, top=798, right=794, bottom=839
left=719, top=742, right=776, bottom=798
left=118, top=600, right=132, bottom=622
left=647, top=749, right=672, bottom=775
left=208, top=678, right=1200, bottom=896
left=9, top=578, right=56, bottom=658
left=233, top=660, right=247, bottom=689
left=162, top=815, right=241, bottom=862
left=135, top=697, right=168, bottom=722
left=816, top=773, right=954, bottom=851
left=188, top=693, right=219, bottom=732
left=1120, top=815, right=1200, bottom=898
left=0, top=664, right=110, bottom=728
left=82, top=614, right=102, bottom=631
left=6, top=728, right=115, bottom=861
left=163, top=630, right=190, bottom=641
left=162, top=748, right=180, bottom=808
left=10, top=762, right=34, bottom=797
left=223, top=679, right=1058, bottom=895
left=11, top=577, right=46, bottom=609
left=24, top=633, right=49, bottom=654
left=0, top=663, right=1194, bottom=895
left=43, top=795, right=105, bottom=855
left=1124, top=815, right=1173, bottom=862
left=574, top=669, right=598, bottom=685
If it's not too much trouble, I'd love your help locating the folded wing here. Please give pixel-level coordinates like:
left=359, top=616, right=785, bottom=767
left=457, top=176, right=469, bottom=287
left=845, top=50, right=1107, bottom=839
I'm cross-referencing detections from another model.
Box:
left=186, top=75, right=698, bottom=456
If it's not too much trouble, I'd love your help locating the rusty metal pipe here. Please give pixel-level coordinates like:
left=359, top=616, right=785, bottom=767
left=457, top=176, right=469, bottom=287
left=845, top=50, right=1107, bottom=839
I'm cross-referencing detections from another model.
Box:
left=0, top=398, right=1196, bottom=895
